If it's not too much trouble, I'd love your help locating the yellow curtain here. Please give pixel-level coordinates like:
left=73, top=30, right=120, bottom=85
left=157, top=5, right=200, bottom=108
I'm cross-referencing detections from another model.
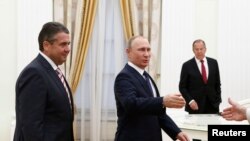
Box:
left=120, top=0, right=134, bottom=41
left=69, top=0, right=98, bottom=94
left=64, top=0, right=72, bottom=79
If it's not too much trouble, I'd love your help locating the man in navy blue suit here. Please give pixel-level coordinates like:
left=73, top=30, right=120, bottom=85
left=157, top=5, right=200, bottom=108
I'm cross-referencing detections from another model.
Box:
left=179, top=39, right=221, bottom=114
left=114, top=35, right=189, bottom=141
left=14, top=22, right=74, bottom=141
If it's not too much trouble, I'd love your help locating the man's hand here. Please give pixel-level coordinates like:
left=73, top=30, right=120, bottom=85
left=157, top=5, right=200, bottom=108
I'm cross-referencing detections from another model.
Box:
left=189, top=100, right=199, bottom=110
left=221, top=98, right=247, bottom=121
left=176, top=132, right=190, bottom=141
left=163, top=94, right=186, bottom=108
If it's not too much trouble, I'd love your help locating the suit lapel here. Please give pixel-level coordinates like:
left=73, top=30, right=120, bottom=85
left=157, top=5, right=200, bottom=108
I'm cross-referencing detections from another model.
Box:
left=206, top=58, right=212, bottom=82
left=147, top=75, right=160, bottom=97
left=191, top=58, right=205, bottom=83
left=37, top=54, right=67, bottom=93
left=64, top=77, right=74, bottom=115
left=36, top=54, right=73, bottom=114
left=192, top=57, right=212, bottom=84
left=125, top=64, right=156, bottom=97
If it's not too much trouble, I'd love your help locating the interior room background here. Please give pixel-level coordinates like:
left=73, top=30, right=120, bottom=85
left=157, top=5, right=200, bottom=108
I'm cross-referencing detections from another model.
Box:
left=1, top=0, right=250, bottom=140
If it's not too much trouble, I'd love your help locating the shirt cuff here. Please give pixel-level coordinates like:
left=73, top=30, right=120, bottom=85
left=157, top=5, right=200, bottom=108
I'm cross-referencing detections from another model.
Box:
left=189, top=99, right=194, bottom=105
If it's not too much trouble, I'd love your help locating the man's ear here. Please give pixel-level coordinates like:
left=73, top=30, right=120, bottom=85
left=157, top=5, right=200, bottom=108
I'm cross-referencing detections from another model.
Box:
left=126, top=48, right=131, bottom=59
left=126, top=48, right=129, bottom=54
left=43, top=41, right=50, bottom=51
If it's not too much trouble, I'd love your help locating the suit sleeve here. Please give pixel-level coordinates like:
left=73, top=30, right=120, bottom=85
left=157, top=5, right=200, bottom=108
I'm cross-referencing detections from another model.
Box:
left=158, top=114, right=182, bottom=140
left=179, top=63, right=193, bottom=103
left=16, top=68, right=47, bottom=140
left=114, top=73, right=165, bottom=115
left=214, top=60, right=222, bottom=103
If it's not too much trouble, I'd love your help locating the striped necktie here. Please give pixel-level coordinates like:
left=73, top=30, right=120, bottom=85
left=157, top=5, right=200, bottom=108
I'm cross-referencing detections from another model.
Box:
left=56, top=68, right=72, bottom=106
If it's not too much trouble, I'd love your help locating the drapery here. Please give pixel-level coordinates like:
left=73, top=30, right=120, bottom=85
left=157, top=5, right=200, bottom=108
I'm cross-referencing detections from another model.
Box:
left=53, top=0, right=98, bottom=94
left=69, top=0, right=98, bottom=94
left=74, top=0, right=126, bottom=140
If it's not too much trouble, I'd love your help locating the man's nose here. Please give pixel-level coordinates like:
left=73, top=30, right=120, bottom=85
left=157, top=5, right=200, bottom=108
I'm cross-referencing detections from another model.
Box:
left=145, top=50, right=151, bottom=56
left=65, top=45, right=71, bottom=52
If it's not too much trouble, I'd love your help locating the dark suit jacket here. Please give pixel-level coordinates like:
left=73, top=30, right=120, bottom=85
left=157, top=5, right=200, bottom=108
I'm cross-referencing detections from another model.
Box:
left=14, top=54, right=74, bottom=141
left=114, top=64, right=181, bottom=141
left=179, top=57, right=221, bottom=114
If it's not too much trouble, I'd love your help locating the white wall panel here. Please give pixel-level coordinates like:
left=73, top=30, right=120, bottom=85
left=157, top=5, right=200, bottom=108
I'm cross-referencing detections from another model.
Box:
left=218, top=0, right=250, bottom=109
left=161, top=0, right=195, bottom=95
left=17, top=0, right=52, bottom=74
left=0, top=0, right=16, bottom=140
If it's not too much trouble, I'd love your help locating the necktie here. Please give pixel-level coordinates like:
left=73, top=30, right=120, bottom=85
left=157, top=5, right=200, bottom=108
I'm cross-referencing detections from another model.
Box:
left=200, top=60, right=207, bottom=84
left=143, top=71, right=153, bottom=96
left=56, top=68, right=72, bottom=105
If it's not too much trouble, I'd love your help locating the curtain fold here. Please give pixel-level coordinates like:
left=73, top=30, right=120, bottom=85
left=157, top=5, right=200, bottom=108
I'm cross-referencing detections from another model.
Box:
left=69, top=0, right=98, bottom=94
left=73, top=0, right=126, bottom=140
left=64, top=0, right=72, bottom=78
left=120, top=0, right=134, bottom=41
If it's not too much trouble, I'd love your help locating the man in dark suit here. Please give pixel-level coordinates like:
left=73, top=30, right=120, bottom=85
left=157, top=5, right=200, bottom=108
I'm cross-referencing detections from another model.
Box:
left=114, top=35, right=189, bottom=141
left=14, top=22, right=74, bottom=141
left=179, top=39, right=221, bottom=114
